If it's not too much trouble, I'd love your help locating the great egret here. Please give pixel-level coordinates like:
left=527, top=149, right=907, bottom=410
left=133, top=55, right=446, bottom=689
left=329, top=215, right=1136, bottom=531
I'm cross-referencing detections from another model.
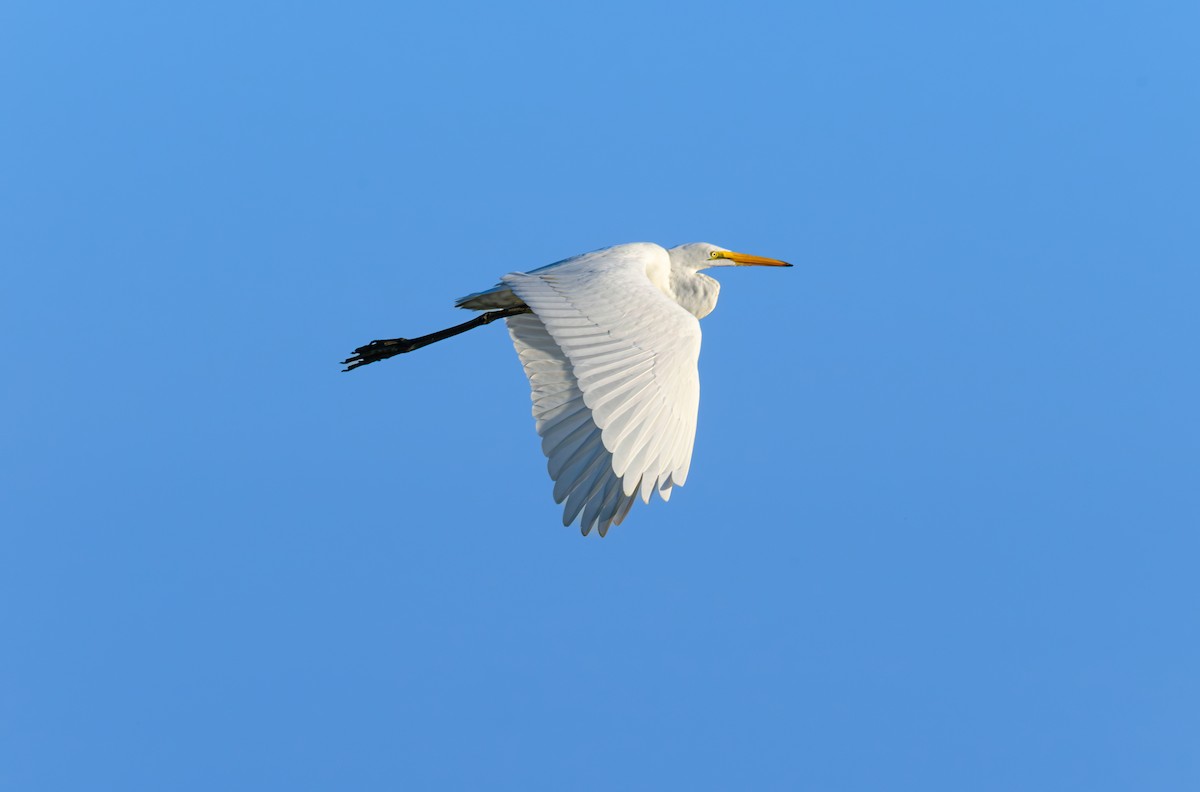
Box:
left=343, top=242, right=791, bottom=537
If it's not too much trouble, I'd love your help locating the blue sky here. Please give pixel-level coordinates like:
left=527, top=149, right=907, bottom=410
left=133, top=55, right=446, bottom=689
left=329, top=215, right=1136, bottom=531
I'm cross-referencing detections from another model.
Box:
left=2, top=1, right=1198, bottom=789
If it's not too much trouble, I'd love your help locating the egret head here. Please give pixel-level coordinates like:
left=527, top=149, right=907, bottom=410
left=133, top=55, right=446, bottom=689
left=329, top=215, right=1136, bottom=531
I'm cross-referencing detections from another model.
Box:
left=667, top=242, right=792, bottom=272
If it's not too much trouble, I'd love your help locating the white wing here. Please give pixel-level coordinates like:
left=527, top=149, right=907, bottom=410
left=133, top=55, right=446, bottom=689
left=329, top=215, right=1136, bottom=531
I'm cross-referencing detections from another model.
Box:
left=502, top=245, right=701, bottom=535
left=507, top=313, right=636, bottom=536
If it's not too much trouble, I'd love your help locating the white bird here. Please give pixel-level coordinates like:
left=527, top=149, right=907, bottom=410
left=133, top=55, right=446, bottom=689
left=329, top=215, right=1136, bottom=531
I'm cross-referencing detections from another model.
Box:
left=343, top=242, right=791, bottom=537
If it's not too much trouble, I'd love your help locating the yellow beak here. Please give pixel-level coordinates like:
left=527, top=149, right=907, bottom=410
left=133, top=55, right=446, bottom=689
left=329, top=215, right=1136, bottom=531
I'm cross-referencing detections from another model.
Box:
left=710, top=250, right=792, bottom=267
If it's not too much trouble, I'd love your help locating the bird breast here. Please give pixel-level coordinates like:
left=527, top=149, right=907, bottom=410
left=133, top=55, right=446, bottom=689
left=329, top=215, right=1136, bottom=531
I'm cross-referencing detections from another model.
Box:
left=669, top=270, right=721, bottom=319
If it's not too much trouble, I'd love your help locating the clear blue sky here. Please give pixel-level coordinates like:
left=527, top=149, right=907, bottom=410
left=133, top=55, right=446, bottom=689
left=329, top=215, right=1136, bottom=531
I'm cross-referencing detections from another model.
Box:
left=2, top=1, right=1197, bottom=789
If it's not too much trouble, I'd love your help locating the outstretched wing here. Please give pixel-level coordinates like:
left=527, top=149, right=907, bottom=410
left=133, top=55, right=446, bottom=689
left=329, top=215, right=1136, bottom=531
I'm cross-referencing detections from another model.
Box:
left=503, top=245, right=702, bottom=535
left=506, top=313, right=636, bottom=536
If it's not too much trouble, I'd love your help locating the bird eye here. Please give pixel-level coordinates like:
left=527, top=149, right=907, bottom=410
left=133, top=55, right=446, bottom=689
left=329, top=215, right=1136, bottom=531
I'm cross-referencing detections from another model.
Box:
left=709, top=251, right=719, bottom=259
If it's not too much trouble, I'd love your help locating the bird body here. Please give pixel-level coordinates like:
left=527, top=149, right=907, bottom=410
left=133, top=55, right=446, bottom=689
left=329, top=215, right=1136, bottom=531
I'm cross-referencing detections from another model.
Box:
left=344, top=242, right=791, bottom=537
left=457, top=242, right=722, bottom=319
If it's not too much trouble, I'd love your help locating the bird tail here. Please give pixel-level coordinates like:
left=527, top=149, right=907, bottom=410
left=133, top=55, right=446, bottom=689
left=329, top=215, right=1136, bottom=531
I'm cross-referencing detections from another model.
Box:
left=454, top=283, right=525, bottom=311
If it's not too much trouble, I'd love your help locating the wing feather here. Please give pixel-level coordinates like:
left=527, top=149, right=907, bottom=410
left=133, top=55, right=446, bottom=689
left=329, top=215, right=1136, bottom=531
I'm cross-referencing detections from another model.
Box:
left=584, top=476, right=622, bottom=537
left=552, top=434, right=606, bottom=502
left=563, top=451, right=616, bottom=526
left=507, top=313, right=633, bottom=534
left=540, top=407, right=594, bottom=455
left=502, top=243, right=701, bottom=532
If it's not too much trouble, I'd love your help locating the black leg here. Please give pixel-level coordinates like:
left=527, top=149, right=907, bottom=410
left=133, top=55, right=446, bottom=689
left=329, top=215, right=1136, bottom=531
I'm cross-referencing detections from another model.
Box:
left=342, top=306, right=531, bottom=372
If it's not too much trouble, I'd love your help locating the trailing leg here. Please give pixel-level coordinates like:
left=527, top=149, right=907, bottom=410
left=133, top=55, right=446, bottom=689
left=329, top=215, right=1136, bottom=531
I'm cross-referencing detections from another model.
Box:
left=341, top=306, right=531, bottom=371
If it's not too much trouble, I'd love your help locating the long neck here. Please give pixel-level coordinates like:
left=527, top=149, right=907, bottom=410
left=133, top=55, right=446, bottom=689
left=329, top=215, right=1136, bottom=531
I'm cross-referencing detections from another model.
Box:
left=670, top=269, right=721, bottom=319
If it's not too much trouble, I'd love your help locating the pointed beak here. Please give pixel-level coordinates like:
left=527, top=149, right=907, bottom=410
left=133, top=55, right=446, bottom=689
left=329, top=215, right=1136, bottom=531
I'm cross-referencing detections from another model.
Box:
left=711, top=250, right=792, bottom=267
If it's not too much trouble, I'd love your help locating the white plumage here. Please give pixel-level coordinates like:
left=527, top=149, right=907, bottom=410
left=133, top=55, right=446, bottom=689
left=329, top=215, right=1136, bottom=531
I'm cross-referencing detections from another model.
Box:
left=344, top=241, right=791, bottom=537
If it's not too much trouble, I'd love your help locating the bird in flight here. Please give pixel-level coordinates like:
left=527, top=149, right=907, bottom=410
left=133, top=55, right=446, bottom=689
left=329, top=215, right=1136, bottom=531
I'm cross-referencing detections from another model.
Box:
left=343, top=242, right=791, bottom=537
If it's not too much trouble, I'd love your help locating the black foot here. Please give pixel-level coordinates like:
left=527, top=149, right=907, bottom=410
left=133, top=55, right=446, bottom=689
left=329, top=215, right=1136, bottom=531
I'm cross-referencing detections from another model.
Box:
left=341, top=339, right=415, bottom=372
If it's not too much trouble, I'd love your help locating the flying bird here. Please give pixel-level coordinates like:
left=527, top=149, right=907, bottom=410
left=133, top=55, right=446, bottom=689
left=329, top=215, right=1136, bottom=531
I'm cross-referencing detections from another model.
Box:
left=343, top=242, right=791, bottom=537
